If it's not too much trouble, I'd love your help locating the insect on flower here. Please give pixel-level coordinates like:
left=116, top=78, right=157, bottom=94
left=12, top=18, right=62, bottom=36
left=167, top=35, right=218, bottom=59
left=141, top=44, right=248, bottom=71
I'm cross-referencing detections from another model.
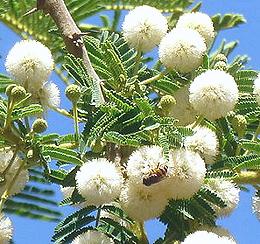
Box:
left=143, top=164, right=168, bottom=186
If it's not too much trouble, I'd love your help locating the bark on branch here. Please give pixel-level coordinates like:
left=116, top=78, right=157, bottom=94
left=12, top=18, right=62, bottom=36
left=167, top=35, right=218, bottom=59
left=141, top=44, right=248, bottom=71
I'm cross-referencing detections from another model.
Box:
left=36, top=0, right=105, bottom=106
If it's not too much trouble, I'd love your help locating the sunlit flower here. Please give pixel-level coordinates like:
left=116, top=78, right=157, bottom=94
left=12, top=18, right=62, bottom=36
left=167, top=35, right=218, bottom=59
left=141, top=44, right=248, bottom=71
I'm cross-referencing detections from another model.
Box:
left=126, top=145, right=168, bottom=187
left=253, top=74, right=260, bottom=105
left=206, top=178, right=240, bottom=216
left=5, top=40, right=54, bottom=88
left=169, top=85, right=197, bottom=126
left=166, top=149, right=206, bottom=200
left=184, top=126, right=219, bottom=164
left=176, top=12, right=215, bottom=47
left=122, top=5, right=168, bottom=52
left=0, top=213, right=13, bottom=243
left=71, top=230, right=113, bottom=244
left=120, top=182, right=168, bottom=221
left=159, top=28, right=206, bottom=73
left=182, top=231, right=236, bottom=244
left=76, top=158, right=124, bottom=206
left=189, top=70, right=239, bottom=120
left=0, top=150, right=29, bottom=197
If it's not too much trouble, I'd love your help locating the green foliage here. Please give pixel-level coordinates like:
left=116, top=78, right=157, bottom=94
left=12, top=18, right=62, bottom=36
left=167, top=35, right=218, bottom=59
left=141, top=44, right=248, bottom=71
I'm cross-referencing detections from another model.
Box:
left=212, top=13, right=246, bottom=31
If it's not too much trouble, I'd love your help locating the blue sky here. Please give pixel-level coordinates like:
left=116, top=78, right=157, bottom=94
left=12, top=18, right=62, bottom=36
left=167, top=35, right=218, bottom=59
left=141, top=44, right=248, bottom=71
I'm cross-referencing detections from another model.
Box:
left=0, top=0, right=260, bottom=243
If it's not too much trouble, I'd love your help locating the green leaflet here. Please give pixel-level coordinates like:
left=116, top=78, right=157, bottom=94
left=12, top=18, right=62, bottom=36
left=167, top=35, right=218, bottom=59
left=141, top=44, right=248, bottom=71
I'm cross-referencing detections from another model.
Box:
left=212, top=13, right=246, bottom=31
left=12, top=104, right=43, bottom=120
left=42, top=146, right=83, bottom=165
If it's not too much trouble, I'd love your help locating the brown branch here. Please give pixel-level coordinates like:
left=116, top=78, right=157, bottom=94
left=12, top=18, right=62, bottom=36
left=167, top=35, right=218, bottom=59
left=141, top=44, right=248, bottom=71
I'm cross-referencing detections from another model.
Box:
left=36, top=0, right=105, bottom=106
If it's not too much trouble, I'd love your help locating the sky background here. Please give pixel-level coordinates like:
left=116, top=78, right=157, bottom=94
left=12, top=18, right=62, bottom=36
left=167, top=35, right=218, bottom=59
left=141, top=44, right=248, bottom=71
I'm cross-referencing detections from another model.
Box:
left=0, top=0, right=260, bottom=243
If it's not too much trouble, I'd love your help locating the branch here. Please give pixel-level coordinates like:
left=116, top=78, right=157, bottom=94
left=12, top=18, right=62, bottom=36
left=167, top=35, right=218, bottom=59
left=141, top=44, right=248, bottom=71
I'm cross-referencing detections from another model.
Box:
left=35, top=0, right=105, bottom=106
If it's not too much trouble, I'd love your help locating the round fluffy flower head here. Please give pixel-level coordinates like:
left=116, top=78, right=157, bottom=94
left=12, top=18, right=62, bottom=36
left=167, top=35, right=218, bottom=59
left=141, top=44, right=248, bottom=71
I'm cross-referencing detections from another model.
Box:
left=206, top=178, right=240, bottom=216
left=126, top=145, right=168, bottom=186
left=169, top=85, right=197, bottom=125
left=166, top=149, right=206, bottom=200
left=5, top=40, right=54, bottom=88
left=189, top=70, right=239, bottom=120
left=71, top=230, right=113, bottom=244
left=122, top=5, right=168, bottom=52
left=253, top=74, right=260, bottom=105
left=120, top=182, right=168, bottom=221
left=182, top=231, right=236, bottom=244
left=159, top=28, right=206, bottom=73
left=252, top=195, right=260, bottom=220
left=0, top=150, right=29, bottom=196
left=176, top=12, right=215, bottom=47
left=30, top=82, right=60, bottom=109
left=76, top=158, right=124, bottom=206
left=197, top=225, right=235, bottom=241
left=184, top=126, right=219, bottom=164
left=0, top=213, right=13, bottom=243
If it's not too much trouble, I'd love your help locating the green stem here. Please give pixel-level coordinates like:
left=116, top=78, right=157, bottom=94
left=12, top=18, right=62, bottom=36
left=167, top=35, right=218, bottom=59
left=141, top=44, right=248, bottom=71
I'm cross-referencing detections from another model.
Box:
left=0, top=159, right=26, bottom=211
left=234, top=171, right=260, bottom=185
left=133, top=51, right=142, bottom=76
left=73, top=102, right=80, bottom=143
left=244, top=121, right=260, bottom=155
left=111, top=10, right=121, bottom=31
left=139, top=222, right=149, bottom=244
left=191, top=115, right=204, bottom=129
left=4, top=98, right=15, bottom=129
left=140, top=70, right=167, bottom=85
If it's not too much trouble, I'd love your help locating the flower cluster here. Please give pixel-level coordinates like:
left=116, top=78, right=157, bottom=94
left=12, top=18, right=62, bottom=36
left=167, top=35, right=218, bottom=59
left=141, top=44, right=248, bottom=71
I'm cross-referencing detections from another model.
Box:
left=71, top=230, right=113, bottom=244
left=252, top=195, right=260, bottom=220
left=5, top=40, right=60, bottom=110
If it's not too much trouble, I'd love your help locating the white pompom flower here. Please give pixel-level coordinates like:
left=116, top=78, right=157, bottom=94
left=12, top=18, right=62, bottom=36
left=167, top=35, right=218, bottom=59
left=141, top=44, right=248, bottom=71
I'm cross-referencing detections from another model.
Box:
left=120, top=182, right=169, bottom=221
left=206, top=178, right=240, bottom=216
left=126, top=145, right=168, bottom=187
left=122, top=5, right=168, bottom=52
left=159, top=28, right=206, bottom=73
left=176, top=12, right=215, bottom=47
left=0, top=213, right=13, bottom=243
left=197, top=225, right=236, bottom=241
left=5, top=40, right=54, bottom=88
left=184, top=126, right=219, bottom=164
left=0, top=150, right=29, bottom=197
left=71, top=230, right=113, bottom=244
left=76, top=158, right=124, bottom=206
left=253, top=74, right=260, bottom=105
left=30, top=82, right=60, bottom=109
left=189, top=70, right=239, bottom=120
left=169, top=85, right=197, bottom=126
left=166, top=149, right=206, bottom=200
left=252, top=195, right=260, bottom=220
left=182, top=231, right=236, bottom=244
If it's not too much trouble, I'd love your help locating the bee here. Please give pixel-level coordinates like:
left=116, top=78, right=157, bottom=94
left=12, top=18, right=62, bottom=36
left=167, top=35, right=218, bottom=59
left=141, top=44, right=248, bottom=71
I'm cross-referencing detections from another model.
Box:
left=143, top=165, right=168, bottom=186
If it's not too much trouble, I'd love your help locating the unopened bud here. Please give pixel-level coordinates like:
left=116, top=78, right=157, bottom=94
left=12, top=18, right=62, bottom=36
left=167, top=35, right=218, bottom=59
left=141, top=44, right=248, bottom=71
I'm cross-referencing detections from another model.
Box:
left=10, top=85, right=27, bottom=102
left=215, top=54, right=227, bottom=63
left=232, top=115, right=247, bottom=137
left=65, top=84, right=81, bottom=103
left=91, top=140, right=104, bottom=153
left=5, top=84, right=17, bottom=97
left=159, top=95, right=176, bottom=108
left=32, top=118, right=48, bottom=133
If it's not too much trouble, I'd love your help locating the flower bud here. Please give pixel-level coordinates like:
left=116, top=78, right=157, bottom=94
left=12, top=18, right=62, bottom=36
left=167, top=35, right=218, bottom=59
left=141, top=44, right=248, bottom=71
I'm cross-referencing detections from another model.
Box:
left=232, top=114, right=247, bottom=137
left=32, top=118, right=48, bottom=133
left=5, top=84, right=16, bottom=97
left=65, top=84, right=81, bottom=103
left=10, top=85, right=27, bottom=102
left=159, top=95, right=176, bottom=108
left=215, top=54, right=227, bottom=63
left=214, top=61, right=227, bottom=71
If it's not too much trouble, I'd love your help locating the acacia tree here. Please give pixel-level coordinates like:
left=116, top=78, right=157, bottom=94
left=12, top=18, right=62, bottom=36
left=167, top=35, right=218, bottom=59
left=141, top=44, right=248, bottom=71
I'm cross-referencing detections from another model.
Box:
left=0, top=0, right=259, bottom=243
